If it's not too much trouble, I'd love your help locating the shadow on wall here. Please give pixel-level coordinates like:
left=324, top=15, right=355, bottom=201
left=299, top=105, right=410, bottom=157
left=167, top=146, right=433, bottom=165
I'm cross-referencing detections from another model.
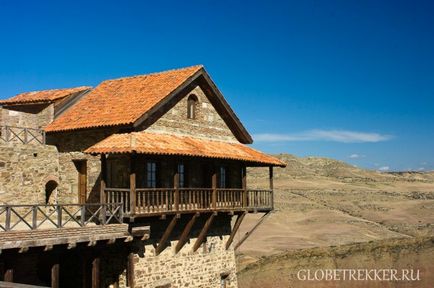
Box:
left=45, top=180, right=58, bottom=204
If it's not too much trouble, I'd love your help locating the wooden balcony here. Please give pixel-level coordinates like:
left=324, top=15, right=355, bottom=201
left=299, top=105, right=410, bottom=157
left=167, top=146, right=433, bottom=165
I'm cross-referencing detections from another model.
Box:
left=0, top=203, right=133, bottom=254
left=104, top=188, right=273, bottom=217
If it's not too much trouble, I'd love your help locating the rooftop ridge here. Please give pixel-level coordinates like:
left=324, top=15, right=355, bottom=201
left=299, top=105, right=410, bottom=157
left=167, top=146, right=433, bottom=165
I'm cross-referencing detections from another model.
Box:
left=100, top=64, right=203, bottom=83
left=11, top=86, right=92, bottom=97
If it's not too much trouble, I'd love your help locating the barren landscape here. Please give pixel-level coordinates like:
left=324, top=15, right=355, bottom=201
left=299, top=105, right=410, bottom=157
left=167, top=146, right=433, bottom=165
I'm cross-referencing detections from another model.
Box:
left=236, top=154, right=434, bottom=287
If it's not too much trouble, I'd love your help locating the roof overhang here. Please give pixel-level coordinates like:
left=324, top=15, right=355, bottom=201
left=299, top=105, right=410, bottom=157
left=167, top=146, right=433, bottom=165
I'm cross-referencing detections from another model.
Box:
left=85, top=131, right=286, bottom=167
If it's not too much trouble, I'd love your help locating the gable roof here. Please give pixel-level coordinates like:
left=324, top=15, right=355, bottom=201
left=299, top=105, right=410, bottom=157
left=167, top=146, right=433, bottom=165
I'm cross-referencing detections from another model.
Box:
left=85, top=131, right=286, bottom=167
left=0, top=86, right=91, bottom=105
left=44, top=65, right=253, bottom=143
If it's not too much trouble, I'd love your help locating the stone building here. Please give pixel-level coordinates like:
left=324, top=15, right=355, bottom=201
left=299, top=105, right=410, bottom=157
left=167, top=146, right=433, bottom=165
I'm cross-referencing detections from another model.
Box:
left=0, top=65, right=285, bottom=288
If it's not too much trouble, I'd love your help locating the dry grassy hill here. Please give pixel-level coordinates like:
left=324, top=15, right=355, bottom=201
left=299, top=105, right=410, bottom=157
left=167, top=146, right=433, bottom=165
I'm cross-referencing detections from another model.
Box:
left=237, top=154, right=434, bottom=287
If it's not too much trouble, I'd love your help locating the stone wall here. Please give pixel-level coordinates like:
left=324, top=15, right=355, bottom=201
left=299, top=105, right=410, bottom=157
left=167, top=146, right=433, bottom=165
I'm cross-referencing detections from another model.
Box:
left=122, top=214, right=238, bottom=288
left=0, top=103, right=54, bottom=129
left=47, top=128, right=118, bottom=204
left=145, top=85, right=238, bottom=143
left=0, top=142, right=59, bottom=205
left=133, top=235, right=237, bottom=288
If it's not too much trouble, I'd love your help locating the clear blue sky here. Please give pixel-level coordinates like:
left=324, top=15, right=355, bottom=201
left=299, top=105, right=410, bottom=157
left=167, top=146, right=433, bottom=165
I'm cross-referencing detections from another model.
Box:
left=1, top=0, right=433, bottom=171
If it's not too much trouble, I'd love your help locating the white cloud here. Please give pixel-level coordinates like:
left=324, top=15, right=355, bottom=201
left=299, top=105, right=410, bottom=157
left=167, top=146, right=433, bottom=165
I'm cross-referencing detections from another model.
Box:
left=378, top=166, right=390, bottom=172
left=254, top=130, right=392, bottom=143
left=418, top=167, right=425, bottom=171
left=349, top=154, right=365, bottom=159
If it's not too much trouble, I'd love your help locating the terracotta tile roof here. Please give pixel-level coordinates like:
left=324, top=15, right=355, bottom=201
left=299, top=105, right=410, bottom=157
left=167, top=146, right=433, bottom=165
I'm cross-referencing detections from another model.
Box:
left=0, top=86, right=91, bottom=105
left=85, top=132, right=286, bottom=167
left=45, top=65, right=203, bottom=132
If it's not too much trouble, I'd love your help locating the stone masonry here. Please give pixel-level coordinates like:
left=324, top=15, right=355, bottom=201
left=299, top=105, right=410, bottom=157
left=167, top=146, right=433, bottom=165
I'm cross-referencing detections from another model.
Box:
left=0, top=142, right=59, bottom=205
left=132, top=234, right=237, bottom=288
left=0, top=103, right=54, bottom=129
left=146, top=85, right=238, bottom=143
left=120, top=214, right=238, bottom=288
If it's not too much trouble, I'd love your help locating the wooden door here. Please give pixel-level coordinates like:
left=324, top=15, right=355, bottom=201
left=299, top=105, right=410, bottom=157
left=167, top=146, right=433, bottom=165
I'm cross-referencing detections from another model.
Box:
left=76, top=160, right=87, bottom=204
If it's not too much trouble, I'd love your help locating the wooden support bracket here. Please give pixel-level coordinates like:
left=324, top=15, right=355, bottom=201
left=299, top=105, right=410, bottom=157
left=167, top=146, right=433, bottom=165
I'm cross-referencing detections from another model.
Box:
left=234, top=211, right=272, bottom=250
left=192, top=213, right=215, bottom=253
left=225, top=212, right=247, bottom=250
left=175, top=213, right=199, bottom=254
left=155, top=216, right=178, bottom=255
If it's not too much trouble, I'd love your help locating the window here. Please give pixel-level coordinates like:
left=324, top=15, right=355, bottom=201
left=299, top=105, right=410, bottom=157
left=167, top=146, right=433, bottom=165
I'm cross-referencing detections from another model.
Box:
left=146, top=162, right=157, bottom=188
left=178, top=163, right=185, bottom=188
left=187, top=95, right=198, bottom=119
left=219, top=166, right=227, bottom=188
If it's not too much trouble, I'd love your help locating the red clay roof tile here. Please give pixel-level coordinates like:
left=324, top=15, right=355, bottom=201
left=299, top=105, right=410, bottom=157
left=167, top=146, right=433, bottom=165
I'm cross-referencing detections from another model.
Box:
left=0, top=86, right=91, bottom=105
left=45, top=65, right=203, bottom=132
left=85, top=132, right=286, bottom=167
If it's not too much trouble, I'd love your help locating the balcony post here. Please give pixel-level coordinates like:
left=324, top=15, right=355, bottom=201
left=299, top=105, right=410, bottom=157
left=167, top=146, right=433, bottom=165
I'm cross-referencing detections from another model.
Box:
left=269, top=166, right=274, bottom=210
left=212, top=167, right=217, bottom=209
left=92, top=256, right=100, bottom=288
left=100, top=154, right=107, bottom=223
left=51, top=262, right=60, bottom=288
left=174, top=169, right=179, bottom=211
left=100, top=154, right=107, bottom=204
left=130, top=153, right=137, bottom=216
left=242, top=166, right=247, bottom=208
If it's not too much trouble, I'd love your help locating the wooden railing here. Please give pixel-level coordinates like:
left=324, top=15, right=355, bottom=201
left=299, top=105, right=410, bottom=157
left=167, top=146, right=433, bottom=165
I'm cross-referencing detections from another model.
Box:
left=137, top=188, right=175, bottom=214
left=216, top=189, right=243, bottom=209
left=104, top=187, right=273, bottom=216
left=0, top=125, right=46, bottom=144
left=246, top=189, right=273, bottom=209
left=0, top=203, right=123, bottom=232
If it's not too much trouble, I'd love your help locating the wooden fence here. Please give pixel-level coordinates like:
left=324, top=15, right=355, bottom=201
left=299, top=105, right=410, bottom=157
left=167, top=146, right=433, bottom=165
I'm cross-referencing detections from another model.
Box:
left=0, top=203, right=123, bottom=232
left=0, top=126, right=46, bottom=144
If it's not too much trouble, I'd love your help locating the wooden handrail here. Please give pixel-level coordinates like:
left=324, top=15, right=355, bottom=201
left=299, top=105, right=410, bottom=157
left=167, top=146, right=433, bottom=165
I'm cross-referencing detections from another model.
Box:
left=0, top=203, right=123, bottom=232
left=104, top=187, right=273, bottom=215
left=0, top=125, right=45, bottom=144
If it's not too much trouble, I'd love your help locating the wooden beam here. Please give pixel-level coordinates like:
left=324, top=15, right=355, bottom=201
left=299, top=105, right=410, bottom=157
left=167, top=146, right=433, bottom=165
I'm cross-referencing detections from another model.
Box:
left=155, top=216, right=178, bottom=255
left=175, top=213, right=199, bottom=254
left=174, top=169, right=179, bottom=211
left=124, top=236, right=133, bottom=243
left=51, top=263, right=59, bottom=288
left=127, top=253, right=135, bottom=288
left=44, top=245, right=53, bottom=251
left=269, top=166, right=274, bottom=210
left=18, top=247, right=29, bottom=253
left=234, top=211, right=272, bottom=250
left=212, top=168, right=217, bottom=209
left=192, top=213, right=215, bottom=252
left=4, top=267, right=13, bottom=282
left=226, top=212, right=246, bottom=250
left=100, top=154, right=107, bottom=204
left=92, top=257, right=100, bottom=288
left=242, top=166, right=247, bottom=207
left=67, top=242, right=76, bottom=249
left=130, top=153, right=137, bottom=216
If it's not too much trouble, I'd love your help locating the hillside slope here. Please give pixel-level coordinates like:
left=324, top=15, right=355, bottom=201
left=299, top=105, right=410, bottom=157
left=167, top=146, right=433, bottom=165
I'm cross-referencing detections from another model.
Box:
left=237, top=154, right=434, bottom=286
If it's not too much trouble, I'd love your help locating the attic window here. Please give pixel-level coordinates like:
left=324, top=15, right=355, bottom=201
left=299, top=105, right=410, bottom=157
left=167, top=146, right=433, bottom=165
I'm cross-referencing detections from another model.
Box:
left=187, top=95, right=198, bottom=119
